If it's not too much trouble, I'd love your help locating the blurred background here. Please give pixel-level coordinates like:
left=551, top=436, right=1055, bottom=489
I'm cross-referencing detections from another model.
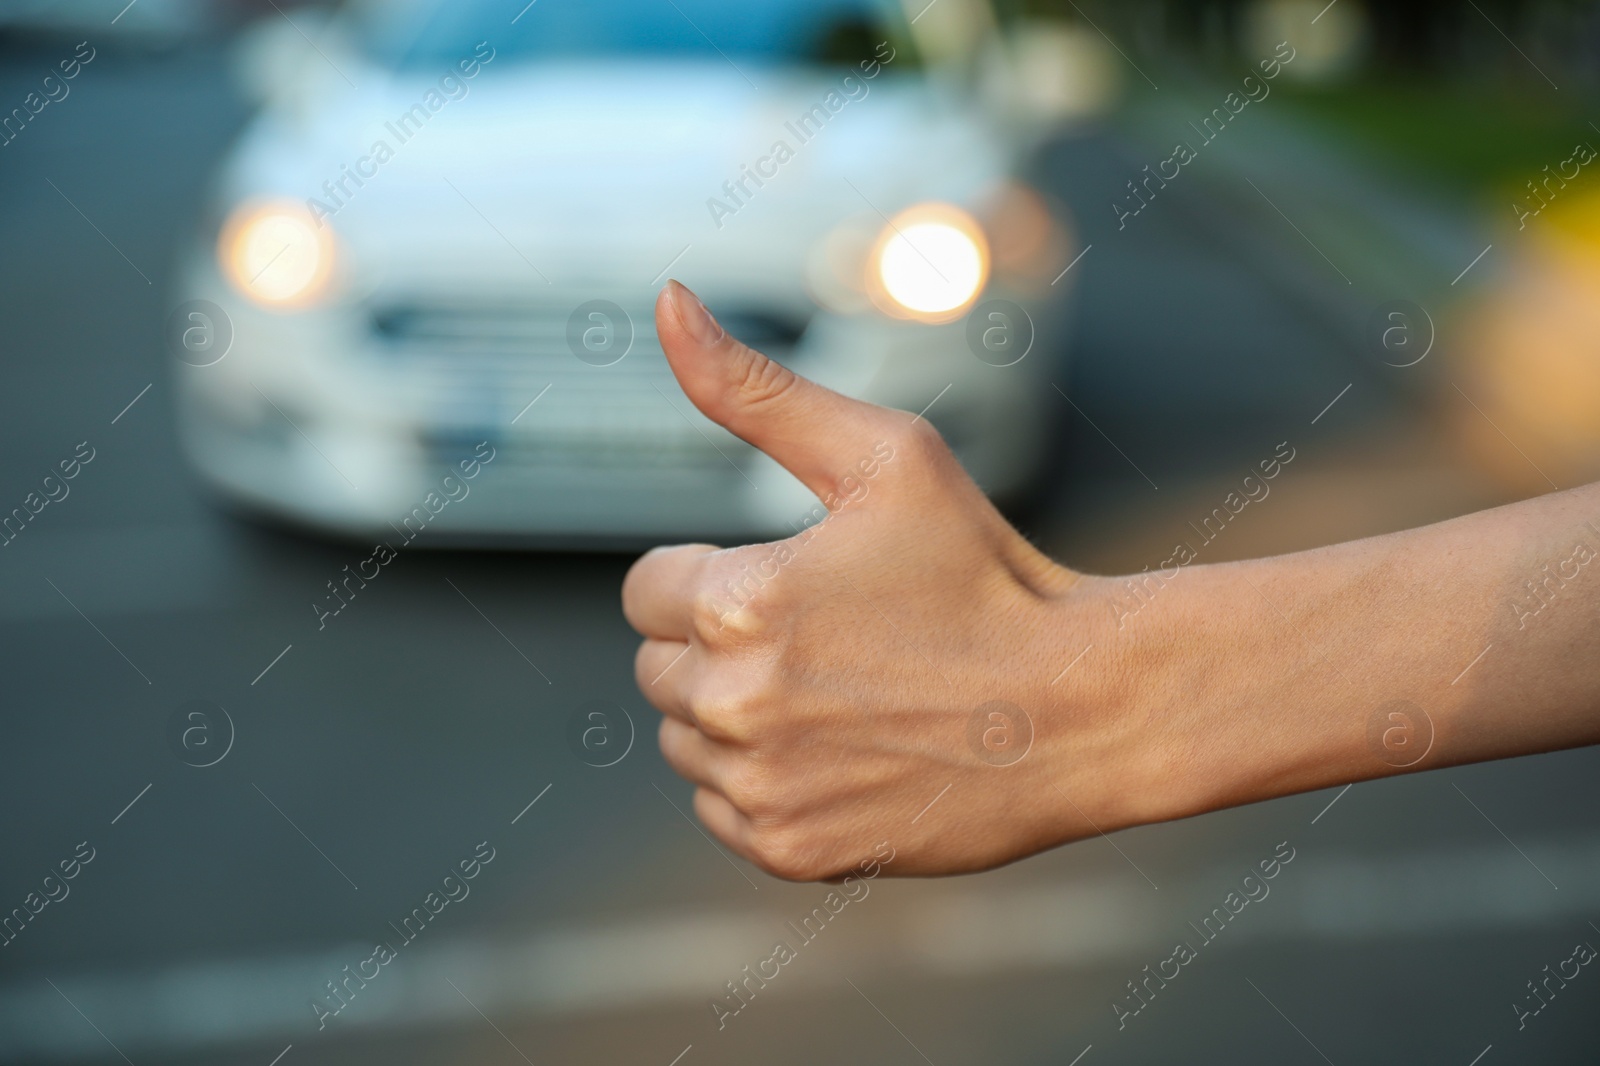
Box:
left=2, top=0, right=1599, bottom=1063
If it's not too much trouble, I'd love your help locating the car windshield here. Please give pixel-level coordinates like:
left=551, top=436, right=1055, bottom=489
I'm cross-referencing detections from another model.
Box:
left=370, top=0, right=912, bottom=70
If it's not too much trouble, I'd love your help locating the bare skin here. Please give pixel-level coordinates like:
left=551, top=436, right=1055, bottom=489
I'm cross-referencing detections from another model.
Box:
left=621, top=279, right=1600, bottom=881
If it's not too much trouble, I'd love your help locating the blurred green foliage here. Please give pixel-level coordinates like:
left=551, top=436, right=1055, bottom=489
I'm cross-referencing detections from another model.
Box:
left=992, top=0, right=1597, bottom=203
left=1270, top=82, right=1595, bottom=198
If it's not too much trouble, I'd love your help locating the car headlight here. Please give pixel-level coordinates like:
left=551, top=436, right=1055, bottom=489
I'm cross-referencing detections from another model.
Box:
left=219, top=200, right=336, bottom=308
left=868, top=203, right=989, bottom=322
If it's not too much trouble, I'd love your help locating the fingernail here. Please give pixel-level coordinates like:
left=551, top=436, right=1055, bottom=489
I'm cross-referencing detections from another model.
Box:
left=668, top=279, right=724, bottom=346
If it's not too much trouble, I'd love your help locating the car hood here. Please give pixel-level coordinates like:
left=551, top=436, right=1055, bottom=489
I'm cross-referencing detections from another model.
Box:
left=221, top=61, right=1011, bottom=292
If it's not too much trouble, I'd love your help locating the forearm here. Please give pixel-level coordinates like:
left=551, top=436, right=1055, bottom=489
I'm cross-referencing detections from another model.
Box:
left=1096, top=481, right=1600, bottom=825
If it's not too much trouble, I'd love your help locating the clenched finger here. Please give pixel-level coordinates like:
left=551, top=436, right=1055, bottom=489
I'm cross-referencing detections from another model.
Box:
left=621, top=542, right=718, bottom=640
left=634, top=639, right=695, bottom=724
left=658, top=717, right=738, bottom=795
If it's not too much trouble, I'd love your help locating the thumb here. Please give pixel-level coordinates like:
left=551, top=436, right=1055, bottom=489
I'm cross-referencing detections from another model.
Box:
left=656, top=279, right=896, bottom=501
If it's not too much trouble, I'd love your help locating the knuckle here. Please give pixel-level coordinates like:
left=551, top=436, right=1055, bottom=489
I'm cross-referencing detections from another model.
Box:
left=871, top=416, right=957, bottom=495
left=688, top=588, right=736, bottom=644
left=750, top=827, right=826, bottom=882
left=734, top=349, right=797, bottom=411
left=690, top=556, right=774, bottom=644
left=898, top=415, right=950, bottom=463
left=719, top=762, right=763, bottom=811
left=687, top=689, right=756, bottom=745
left=722, top=758, right=790, bottom=819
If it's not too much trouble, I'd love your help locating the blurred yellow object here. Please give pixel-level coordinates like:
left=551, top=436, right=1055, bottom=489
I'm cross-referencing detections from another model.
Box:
left=1537, top=181, right=1600, bottom=251
left=868, top=202, right=989, bottom=322
left=219, top=200, right=336, bottom=308
left=1455, top=189, right=1600, bottom=492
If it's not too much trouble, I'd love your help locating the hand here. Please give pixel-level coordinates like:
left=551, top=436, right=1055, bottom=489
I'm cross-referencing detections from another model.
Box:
left=622, top=281, right=1140, bottom=880
left=624, top=289, right=1600, bottom=884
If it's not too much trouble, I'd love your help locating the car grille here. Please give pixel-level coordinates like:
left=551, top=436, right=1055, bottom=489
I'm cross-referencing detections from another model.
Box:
left=364, top=297, right=805, bottom=469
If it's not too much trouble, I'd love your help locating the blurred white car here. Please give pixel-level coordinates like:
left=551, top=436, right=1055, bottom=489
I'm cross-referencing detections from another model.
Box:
left=173, top=0, right=1080, bottom=545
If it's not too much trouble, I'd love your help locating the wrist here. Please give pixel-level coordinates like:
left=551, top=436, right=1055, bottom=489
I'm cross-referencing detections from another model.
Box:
left=1035, top=559, right=1353, bottom=839
left=1023, top=570, right=1194, bottom=839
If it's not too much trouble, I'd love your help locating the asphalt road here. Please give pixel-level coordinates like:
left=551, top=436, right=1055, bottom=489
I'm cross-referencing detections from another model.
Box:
left=1, top=36, right=1597, bottom=1066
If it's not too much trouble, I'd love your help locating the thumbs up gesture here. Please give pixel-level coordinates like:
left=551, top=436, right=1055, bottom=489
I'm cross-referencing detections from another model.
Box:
left=623, top=279, right=1600, bottom=883
left=624, top=281, right=1121, bottom=880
